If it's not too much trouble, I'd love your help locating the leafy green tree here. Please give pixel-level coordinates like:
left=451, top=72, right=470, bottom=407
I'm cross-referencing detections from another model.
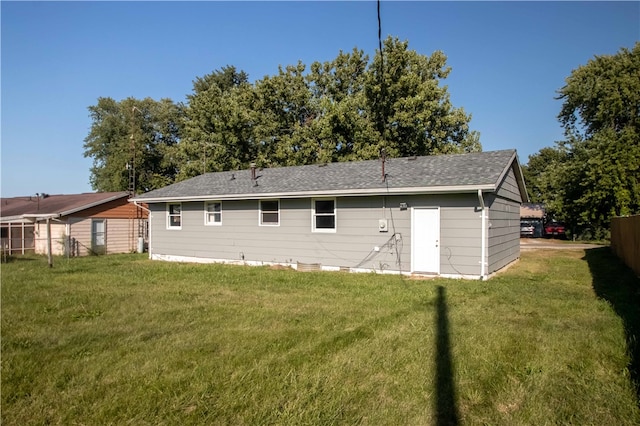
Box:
left=83, top=97, right=183, bottom=193
left=252, top=62, right=318, bottom=166
left=308, top=48, right=380, bottom=161
left=525, top=43, right=640, bottom=238
left=556, top=43, right=640, bottom=236
left=522, top=147, right=567, bottom=206
left=87, top=38, right=482, bottom=188
left=179, top=66, right=256, bottom=180
left=191, top=65, right=248, bottom=94
left=365, top=36, right=481, bottom=157
left=181, top=39, right=480, bottom=173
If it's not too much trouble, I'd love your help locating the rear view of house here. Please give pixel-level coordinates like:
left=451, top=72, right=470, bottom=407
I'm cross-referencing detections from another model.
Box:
left=1, top=192, right=148, bottom=256
left=133, top=150, right=528, bottom=279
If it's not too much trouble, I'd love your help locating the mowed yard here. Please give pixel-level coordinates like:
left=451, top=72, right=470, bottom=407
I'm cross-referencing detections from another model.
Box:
left=2, top=248, right=639, bottom=425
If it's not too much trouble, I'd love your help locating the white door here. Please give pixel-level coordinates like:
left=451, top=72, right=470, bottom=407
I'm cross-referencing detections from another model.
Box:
left=411, top=208, right=440, bottom=273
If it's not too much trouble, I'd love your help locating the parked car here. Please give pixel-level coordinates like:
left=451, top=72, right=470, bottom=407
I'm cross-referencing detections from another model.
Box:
left=545, top=220, right=566, bottom=238
left=520, top=220, right=536, bottom=237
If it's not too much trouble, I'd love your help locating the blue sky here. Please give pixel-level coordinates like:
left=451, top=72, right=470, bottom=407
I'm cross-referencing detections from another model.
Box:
left=2, top=1, right=638, bottom=197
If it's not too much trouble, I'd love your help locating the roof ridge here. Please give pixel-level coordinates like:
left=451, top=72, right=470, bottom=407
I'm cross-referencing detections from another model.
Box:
left=135, top=149, right=522, bottom=201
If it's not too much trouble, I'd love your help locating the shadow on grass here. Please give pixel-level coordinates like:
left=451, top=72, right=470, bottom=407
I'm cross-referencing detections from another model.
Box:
left=435, top=285, right=460, bottom=426
left=1, top=255, right=40, bottom=264
left=585, top=247, right=640, bottom=403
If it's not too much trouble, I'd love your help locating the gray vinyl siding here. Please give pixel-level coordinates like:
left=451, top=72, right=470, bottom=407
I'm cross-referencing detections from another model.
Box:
left=495, top=166, right=523, bottom=203
left=404, top=194, right=482, bottom=277
left=68, top=218, right=92, bottom=256
left=487, top=197, right=520, bottom=273
left=149, top=193, right=483, bottom=275
left=438, top=203, right=482, bottom=277
left=487, top=173, right=522, bottom=274
left=151, top=197, right=409, bottom=272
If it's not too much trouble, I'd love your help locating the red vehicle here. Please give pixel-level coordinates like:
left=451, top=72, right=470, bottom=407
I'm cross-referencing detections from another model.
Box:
left=544, top=220, right=566, bottom=238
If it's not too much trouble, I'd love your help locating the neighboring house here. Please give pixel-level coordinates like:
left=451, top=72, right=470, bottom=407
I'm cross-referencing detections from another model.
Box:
left=132, top=150, right=528, bottom=280
left=1, top=192, right=148, bottom=256
left=520, top=203, right=546, bottom=238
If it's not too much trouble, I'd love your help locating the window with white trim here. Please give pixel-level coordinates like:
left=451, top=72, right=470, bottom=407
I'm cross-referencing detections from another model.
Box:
left=312, top=198, right=336, bottom=232
left=167, top=203, right=182, bottom=229
left=259, top=200, right=279, bottom=226
left=204, top=201, right=222, bottom=225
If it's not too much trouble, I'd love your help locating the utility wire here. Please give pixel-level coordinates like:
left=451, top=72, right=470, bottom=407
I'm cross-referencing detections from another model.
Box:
left=377, top=0, right=388, bottom=148
left=377, top=0, right=383, bottom=59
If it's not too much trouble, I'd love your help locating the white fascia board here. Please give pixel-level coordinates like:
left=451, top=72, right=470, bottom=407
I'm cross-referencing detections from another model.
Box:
left=131, top=184, right=496, bottom=203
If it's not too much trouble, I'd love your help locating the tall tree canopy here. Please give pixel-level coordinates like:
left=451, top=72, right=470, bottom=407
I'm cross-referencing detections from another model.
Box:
left=83, top=97, right=183, bottom=193
left=308, top=48, right=379, bottom=161
left=366, top=37, right=480, bottom=157
left=179, top=66, right=256, bottom=180
left=86, top=36, right=481, bottom=188
left=253, top=61, right=316, bottom=166
left=524, top=43, right=640, bottom=238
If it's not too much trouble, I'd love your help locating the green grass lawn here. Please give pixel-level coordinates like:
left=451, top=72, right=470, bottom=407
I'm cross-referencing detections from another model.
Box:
left=2, top=249, right=639, bottom=425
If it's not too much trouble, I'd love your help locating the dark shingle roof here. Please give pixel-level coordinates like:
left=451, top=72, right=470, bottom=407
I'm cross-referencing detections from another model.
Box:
left=134, top=150, right=522, bottom=201
left=1, top=192, right=129, bottom=220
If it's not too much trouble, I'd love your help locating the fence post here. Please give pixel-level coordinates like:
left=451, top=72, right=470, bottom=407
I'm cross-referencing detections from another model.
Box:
left=46, top=217, right=53, bottom=268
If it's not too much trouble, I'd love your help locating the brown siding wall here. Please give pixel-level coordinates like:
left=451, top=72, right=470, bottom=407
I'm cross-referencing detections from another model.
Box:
left=611, top=215, right=640, bottom=277
left=68, top=198, right=147, bottom=219
left=105, top=218, right=138, bottom=254
left=69, top=218, right=92, bottom=256
left=69, top=217, right=144, bottom=255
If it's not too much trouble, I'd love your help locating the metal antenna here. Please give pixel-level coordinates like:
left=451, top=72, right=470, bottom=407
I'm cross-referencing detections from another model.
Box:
left=129, top=106, right=143, bottom=252
left=377, top=0, right=383, bottom=60
left=129, top=106, right=142, bottom=196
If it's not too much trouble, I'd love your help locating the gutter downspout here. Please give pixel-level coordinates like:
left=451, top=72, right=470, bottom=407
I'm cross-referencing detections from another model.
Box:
left=478, top=189, right=486, bottom=280
left=133, top=201, right=152, bottom=258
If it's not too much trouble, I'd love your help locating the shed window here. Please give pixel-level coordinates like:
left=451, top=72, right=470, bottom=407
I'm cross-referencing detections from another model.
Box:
left=259, top=200, right=279, bottom=226
left=313, top=198, right=336, bottom=232
left=167, top=203, right=182, bottom=229
left=205, top=201, right=222, bottom=225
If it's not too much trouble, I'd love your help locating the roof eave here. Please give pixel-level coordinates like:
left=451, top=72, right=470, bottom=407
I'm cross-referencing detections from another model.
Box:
left=0, top=215, right=30, bottom=223
left=0, top=192, right=130, bottom=221
left=131, top=184, right=497, bottom=203
left=493, top=150, right=529, bottom=203
left=512, top=154, right=530, bottom=203
left=19, top=213, right=61, bottom=222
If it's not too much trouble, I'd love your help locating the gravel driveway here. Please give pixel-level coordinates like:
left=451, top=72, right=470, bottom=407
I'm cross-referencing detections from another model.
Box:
left=520, top=238, right=607, bottom=250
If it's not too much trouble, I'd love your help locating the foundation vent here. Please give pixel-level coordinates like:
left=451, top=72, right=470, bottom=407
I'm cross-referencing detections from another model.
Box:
left=297, top=262, right=321, bottom=272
